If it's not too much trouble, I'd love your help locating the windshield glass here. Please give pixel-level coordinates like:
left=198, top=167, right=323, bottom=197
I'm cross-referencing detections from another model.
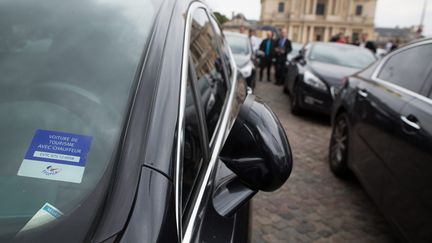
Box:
left=309, top=44, right=377, bottom=69
left=225, top=33, right=251, bottom=55
left=0, top=0, right=158, bottom=241
left=288, top=43, right=302, bottom=60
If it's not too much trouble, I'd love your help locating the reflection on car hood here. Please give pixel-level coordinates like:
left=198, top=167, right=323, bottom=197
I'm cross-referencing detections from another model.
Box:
left=309, top=61, right=359, bottom=87
left=233, top=54, right=251, bottom=68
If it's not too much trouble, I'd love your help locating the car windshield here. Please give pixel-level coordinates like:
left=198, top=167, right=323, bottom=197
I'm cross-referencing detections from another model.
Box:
left=288, top=43, right=302, bottom=59
left=309, top=44, right=377, bottom=69
left=225, top=34, right=251, bottom=55
left=0, top=0, right=158, bottom=241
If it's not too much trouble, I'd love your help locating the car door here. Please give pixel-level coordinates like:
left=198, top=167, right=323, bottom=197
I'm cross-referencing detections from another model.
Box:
left=349, top=50, right=414, bottom=201
left=380, top=43, right=432, bottom=241
left=353, top=42, right=432, bottom=241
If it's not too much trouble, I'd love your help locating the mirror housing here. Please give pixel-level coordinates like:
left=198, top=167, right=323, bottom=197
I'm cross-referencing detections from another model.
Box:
left=220, top=95, right=293, bottom=192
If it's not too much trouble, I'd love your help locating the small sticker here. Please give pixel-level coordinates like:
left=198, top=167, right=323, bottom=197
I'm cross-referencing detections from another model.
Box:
left=20, top=203, right=63, bottom=232
left=18, top=129, right=93, bottom=183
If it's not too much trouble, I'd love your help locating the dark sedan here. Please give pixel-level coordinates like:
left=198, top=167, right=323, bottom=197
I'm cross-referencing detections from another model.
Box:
left=0, top=0, right=293, bottom=242
left=329, top=38, right=432, bottom=242
left=284, top=42, right=377, bottom=115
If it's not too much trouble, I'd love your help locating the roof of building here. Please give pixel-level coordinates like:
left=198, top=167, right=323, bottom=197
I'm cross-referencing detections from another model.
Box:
left=223, top=13, right=255, bottom=28
left=375, top=27, right=417, bottom=38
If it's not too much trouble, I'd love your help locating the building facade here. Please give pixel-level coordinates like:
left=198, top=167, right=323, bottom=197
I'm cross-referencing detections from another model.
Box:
left=260, top=0, right=377, bottom=43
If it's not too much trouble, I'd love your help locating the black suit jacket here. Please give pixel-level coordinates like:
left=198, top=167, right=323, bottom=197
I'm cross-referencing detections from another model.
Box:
left=275, top=38, right=293, bottom=62
left=259, top=38, right=276, bottom=58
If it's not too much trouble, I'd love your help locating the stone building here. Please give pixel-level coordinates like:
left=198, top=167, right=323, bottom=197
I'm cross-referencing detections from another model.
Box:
left=260, top=0, right=377, bottom=43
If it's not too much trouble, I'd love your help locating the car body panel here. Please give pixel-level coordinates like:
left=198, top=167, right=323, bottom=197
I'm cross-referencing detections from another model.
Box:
left=332, top=38, right=432, bottom=242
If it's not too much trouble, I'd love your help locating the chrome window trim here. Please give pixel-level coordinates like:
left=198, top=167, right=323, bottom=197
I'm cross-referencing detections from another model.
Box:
left=371, top=39, right=432, bottom=106
left=176, top=2, right=238, bottom=243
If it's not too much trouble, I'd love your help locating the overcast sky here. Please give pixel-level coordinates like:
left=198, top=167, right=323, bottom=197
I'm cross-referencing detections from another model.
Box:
left=206, top=0, right=432, bottom=36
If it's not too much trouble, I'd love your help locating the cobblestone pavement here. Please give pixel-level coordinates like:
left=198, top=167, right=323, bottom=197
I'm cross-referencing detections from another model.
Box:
left=251, top=80, right=398, bottom=243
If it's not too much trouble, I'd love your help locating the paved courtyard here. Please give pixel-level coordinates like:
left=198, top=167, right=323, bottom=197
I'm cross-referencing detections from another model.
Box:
left=251, top=80, right=398, bottom=243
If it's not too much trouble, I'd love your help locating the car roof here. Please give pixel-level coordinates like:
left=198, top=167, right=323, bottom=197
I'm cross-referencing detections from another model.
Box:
left=309, top=42, right=369, bottom=50
left=224, top=31, right=249, bottom=38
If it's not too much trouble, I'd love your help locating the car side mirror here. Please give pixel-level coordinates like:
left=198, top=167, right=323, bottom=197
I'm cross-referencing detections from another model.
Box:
left=220, top=95, right=293, bottom=192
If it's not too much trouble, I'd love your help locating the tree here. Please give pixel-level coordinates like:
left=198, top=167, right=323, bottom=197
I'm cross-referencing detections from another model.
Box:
left=213, top=12, right=229, bottom=25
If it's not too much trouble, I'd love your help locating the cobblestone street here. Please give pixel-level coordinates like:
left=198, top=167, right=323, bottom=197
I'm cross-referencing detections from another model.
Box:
left=251, top=80, right=397, bottom=243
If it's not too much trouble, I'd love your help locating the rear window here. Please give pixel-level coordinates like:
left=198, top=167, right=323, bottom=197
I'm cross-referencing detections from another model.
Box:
left=0, top=0, right=158, bottom=241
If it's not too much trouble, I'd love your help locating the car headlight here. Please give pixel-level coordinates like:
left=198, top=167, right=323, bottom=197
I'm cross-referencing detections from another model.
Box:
left=303, top=70, right=327, bottom=91
left=239, top=62, right=253, bottom=78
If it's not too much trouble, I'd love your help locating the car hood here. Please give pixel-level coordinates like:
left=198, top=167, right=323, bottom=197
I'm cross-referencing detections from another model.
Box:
left=309, top=61, right=359, bottom=88
left=233, top=54, right=251, bottom=68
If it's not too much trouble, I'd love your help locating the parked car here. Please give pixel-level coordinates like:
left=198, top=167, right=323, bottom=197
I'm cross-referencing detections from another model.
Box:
left=0, top=0, right=293, bottom=243
left=287, top=42, right=303, bottom=62
left=224, top=31, right=257, bottom=89
left=284, top=42, right=377, bottom=115
left=329, top=38, right=432, bottom=242
left=284, top=42, right=303, bottom=94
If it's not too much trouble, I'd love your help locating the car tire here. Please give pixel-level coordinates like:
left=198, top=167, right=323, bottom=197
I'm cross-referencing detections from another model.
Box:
left=329, top=113, right=352, bottom=179
left=290, top=83, right=303, bottom=115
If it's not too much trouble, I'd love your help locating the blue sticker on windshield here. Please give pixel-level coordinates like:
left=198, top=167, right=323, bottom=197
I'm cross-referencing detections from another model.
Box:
left=18, top=129, right=93, bottom=183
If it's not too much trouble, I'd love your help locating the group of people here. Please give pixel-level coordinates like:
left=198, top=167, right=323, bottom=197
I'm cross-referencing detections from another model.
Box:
left=247, top=28, right=293, bottom=85
left=330, top=32, right=377, bottom=54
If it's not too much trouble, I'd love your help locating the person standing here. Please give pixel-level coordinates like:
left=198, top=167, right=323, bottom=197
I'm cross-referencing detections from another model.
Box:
left=358, top=33, right=376, bottom=54
left=385, top=40, right=394, bottom=52
left=248, top=29, right=260, bottom=54
left=275, top=28, right=292, bottom=85
left=259, top=31, right=276, bottom=82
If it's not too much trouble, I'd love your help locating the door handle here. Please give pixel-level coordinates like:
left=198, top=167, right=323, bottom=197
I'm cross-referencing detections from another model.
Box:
left=358, top=89, right=368, bottom=98
left=401, top=115, right=421, bottom=130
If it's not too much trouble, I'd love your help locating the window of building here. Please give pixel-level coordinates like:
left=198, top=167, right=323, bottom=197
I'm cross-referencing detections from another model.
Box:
left=378, top=44, right=432, bottom=94
left=355, top=5, right=363, bottom=16
left=316, top=2, right=326, bottom=15
left=278, top=2, right=285, bottom=13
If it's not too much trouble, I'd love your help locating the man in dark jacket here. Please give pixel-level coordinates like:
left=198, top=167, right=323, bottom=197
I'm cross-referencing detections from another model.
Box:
left=358, top=33, right=376, bottom=54
left=275, top=28, right=292, bottom=85
left=259, top=31, right=276, bottom=82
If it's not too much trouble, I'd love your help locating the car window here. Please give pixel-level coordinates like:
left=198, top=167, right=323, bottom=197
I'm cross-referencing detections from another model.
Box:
left=210, top=16, right=233, bottom=80
left=189, top=9, right=229, bottom=141
left=182, top=76, right=207, bottom=213
left=378, top=44, right=432, bottom=93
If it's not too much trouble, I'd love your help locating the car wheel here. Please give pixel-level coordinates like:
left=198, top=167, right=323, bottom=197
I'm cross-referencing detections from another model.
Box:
left=290, top=83, right=303, bottom=115
left=329, top=113, right=352, bottom=179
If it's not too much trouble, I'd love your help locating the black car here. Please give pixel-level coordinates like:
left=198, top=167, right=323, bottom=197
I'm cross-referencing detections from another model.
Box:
left=0, top=1, right=293, bottom=242
left=284, top=42, right=377, bottom=115
left=224, top=32, right=257, bottom=89
left=329, top=38, right=432, bottom=242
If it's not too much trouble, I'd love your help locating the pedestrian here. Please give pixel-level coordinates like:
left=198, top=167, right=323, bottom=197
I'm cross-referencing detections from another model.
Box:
left=239, top=25, right=246, bottom=34
left=358, top=33, right=376, bottom=54
left=385, top=40, right=394, bottom=52
left=345, top=36, right=351, bottom=45
left=249, top=29, right=260, bottom=54
left=259, top=31, right=276, bottom=82
left=275, top=28, right=292, bottom=85
left=336, top=35, right=347, bottom=44
left=330, top=32, right=342, bottom=42
left=391, top=39, right=400, bottom=51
